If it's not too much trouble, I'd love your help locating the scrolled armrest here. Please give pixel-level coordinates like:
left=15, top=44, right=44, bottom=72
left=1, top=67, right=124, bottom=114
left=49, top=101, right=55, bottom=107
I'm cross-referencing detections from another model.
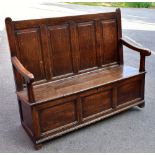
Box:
left=11, top=56, right=35, bottom=102
left=120, top=38, right=151, bottom=56
left=11, top=56, right=34, bottom=83
left=120, top=37, right=151, bottom=72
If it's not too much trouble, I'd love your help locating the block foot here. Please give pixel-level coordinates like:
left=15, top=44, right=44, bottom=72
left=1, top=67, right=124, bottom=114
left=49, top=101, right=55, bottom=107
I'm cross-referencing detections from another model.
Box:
left=138, top=102, right=145, bottom=108
left=34, top=143, right=43, bottom=150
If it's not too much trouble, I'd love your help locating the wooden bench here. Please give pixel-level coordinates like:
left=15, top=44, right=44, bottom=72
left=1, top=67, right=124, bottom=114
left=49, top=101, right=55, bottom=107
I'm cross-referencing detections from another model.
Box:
left=5, top=8, right=151, bottom=149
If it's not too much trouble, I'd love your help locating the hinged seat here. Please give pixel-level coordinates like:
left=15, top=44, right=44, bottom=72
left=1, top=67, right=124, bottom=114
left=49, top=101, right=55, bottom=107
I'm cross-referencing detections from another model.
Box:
left=17, top=65, right=141, bottom=104
left=5, top=8, right=151, bottom=149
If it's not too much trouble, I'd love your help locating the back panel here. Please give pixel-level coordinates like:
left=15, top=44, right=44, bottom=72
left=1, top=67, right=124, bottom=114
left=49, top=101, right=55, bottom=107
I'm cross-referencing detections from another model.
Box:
left=16, top=28, right=45, bottom=81
left=5, top=9, right=123, bottom=90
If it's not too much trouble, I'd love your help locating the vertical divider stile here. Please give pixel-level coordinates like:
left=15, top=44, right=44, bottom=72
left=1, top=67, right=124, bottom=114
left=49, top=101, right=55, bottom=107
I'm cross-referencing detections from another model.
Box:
left=40, top=24, right=53, bottom=81
left=69, top=21, right=79, bottom=74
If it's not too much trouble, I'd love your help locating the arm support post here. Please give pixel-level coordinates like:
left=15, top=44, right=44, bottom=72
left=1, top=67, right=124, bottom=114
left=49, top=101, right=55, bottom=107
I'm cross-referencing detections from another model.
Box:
left=120, top=38, right=151, bottom=72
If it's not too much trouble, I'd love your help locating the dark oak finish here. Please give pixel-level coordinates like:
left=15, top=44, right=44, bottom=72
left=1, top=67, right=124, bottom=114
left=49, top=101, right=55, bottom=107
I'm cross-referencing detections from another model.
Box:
left=5, top=8, right=151, bottom=149
left=120, top=38, right=151, bottom=72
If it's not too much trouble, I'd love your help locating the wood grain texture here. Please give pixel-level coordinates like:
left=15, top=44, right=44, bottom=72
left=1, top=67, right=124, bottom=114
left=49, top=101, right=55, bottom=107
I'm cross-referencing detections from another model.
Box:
left=48, top=24, right=73, bottom=77
left=17, top=65, right=141, bottom=104
left=39, top=101, right=77, bottom=133
left=101, top=19, right=118, bottom=65
left=116, top=8, right=123, bottom=65
left=6, top=10, right=122, bottom=88
left=120, top=37, right=151, bottom=72
left=5, top=8, right=151, bottom=149
left=15, top=28, right=46, bottom=81
left=117, top=79, right=141, bottom=105
left=77, top=21, right=97, bottom=71
left=82, top=89, right=113, bottom=118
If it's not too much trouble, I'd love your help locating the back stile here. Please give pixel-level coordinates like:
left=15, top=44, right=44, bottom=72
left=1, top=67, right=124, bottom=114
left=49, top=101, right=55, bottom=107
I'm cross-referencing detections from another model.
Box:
left=69, top=21, right=79, bottom=74
left=5, top=17, right=23, bottom=91
left=116, top=8, right=124, bottom=65
left=95, top=19, right=102, bottom=67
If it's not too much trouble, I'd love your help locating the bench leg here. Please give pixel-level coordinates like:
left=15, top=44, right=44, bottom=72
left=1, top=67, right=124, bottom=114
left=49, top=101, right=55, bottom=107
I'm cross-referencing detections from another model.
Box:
left=138, top=102, right=145, bottom=108
left=34, top=143, right=43, bottom=150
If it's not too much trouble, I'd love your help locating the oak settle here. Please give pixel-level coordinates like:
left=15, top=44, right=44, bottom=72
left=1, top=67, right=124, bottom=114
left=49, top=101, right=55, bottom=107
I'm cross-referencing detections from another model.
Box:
left=5, top=8, right=151, bottom=149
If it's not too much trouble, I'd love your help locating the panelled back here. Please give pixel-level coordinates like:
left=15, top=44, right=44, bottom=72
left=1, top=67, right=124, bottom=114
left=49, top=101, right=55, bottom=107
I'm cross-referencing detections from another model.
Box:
left=6, top=9, right=123, bottom=90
